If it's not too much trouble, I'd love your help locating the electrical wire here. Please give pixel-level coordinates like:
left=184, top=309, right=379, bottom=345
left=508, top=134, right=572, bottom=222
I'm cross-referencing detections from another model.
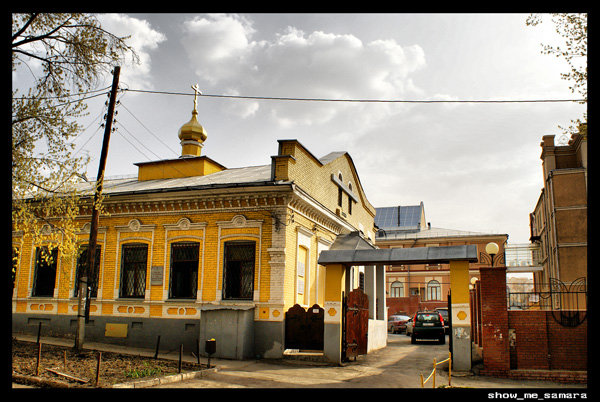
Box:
left=118, top=101, right=180, bottom=158
left=122, top=88, right=586, bottom=104
left=12, top=86, right=113, bottom=100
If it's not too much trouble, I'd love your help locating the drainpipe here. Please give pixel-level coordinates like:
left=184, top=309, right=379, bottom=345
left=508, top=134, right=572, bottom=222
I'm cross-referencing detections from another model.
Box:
left=548, top=172, right=560, bottom=282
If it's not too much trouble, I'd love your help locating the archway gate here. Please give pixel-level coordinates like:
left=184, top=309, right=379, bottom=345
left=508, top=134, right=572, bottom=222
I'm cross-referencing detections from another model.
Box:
left=317, top=244, right=478, bottom=369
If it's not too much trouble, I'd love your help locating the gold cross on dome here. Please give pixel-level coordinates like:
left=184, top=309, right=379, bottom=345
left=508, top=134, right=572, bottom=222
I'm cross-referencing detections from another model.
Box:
left=191, top=84, right=202, bottom=112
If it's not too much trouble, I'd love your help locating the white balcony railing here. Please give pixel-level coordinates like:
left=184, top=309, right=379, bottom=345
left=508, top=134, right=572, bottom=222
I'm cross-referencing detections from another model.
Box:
left=504, top=243, right=542, bottom=268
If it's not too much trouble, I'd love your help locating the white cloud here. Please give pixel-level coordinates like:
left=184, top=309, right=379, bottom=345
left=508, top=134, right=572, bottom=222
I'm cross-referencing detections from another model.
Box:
left=180, top=14, right=428, bottom=128
left=96, top=13, right=166, bottom=90
left=181, top=14, right=257, bottom=84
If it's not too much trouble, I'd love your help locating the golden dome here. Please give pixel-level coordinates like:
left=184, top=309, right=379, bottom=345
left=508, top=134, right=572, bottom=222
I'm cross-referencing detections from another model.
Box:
left=178, top=110, right=207, bottom=143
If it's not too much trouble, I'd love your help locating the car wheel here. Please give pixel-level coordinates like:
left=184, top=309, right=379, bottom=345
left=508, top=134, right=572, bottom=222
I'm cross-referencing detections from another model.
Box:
left=439, top=335, right=445, bottom=345
left=411, top=334, right=416, bottom=344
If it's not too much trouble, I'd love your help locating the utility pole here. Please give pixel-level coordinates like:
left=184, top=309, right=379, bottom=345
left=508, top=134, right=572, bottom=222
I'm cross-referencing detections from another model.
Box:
left=75, top=66, right=120, bottom=352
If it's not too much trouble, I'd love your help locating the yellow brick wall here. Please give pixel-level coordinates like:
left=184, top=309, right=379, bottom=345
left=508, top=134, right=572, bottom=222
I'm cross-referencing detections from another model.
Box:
left=283, top=209, right=336, bottom=309
left=12, top=207, right=273, bottom=318
left=275, top=140, right=376, bottom=240
left=13, top=141, right=375, bottom=323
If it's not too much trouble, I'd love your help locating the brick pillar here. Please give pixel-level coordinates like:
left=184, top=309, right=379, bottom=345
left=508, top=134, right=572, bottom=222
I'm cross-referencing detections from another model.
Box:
left=479, top=266, right=510, bottom=375
left=475, top=280, right=482, bottom=347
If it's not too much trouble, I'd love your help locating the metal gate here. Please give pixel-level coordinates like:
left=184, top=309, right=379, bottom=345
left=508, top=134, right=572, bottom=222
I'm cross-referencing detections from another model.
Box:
left=343, top=288, right=369, bottom=361
left=284, top=304, right=324, bottom=351
left=447, top=291, right=452, bottom=353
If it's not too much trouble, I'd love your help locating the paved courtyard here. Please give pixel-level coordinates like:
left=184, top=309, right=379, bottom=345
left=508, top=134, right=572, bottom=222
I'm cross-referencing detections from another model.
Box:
left=149, top=333, right=586, bottom=389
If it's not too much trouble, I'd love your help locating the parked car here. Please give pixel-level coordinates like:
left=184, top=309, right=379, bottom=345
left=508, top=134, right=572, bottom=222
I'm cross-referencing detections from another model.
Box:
left=405, top=317, right=414, bottom=336
left=387, top=314, right=411, bottom=334
left=435, top=307, right=450, bottom=335
left=411, top=311, right=445, bottom=344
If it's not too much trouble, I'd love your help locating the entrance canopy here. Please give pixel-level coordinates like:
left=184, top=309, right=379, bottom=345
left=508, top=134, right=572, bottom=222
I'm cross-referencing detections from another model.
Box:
left=318, top=245, right=478, bottom=266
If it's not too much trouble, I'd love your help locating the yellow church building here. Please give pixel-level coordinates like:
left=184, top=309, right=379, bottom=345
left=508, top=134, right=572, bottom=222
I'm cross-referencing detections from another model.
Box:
left=12, top=96, right=384, bottom=362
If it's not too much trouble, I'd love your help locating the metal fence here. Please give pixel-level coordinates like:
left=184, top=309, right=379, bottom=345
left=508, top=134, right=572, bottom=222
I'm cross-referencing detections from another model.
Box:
left=508, top=277, right=586, bottom=310
left=507, top=277, right=587, bottom=327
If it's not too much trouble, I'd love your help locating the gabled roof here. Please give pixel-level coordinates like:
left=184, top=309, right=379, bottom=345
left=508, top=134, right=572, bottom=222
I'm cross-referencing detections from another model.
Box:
left=318, top=151, right=346, bottom=165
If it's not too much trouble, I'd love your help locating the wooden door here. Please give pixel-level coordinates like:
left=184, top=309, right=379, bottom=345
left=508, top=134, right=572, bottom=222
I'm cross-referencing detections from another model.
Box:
left=344, top=289, right=369, bottom=360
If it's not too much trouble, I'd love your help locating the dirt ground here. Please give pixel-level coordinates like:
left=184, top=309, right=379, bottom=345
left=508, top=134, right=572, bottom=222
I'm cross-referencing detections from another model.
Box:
left=11, top=338, right=206, bottom=388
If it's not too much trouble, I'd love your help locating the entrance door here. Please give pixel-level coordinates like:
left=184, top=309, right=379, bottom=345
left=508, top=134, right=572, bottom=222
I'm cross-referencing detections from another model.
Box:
left=285, top=304, right=324, bottom=351
left=344, top=288, right=369, bottom=360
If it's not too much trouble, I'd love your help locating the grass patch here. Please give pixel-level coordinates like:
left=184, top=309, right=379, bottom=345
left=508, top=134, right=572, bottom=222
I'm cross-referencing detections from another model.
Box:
left=125, top=362, right=163, bottom=379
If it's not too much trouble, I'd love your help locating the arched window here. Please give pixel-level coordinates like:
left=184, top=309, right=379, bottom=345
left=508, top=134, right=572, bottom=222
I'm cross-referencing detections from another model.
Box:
left=337, top=173, right=343, bottom=207
left=223, top=240, right=256, bottom=300
left=390, top=281, right=403, bottom=298
left=74, top=244, right=101, bottom=297
left=347, top=182, right=353, bottom=215
left=169, top=241, right=200, bottom=299
left=120, top=243, right=148, bottom=298
left=427, top=280, right=441, bottom=301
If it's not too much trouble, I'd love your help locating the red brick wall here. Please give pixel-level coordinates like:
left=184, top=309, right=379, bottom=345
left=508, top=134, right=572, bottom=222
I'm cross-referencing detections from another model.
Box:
left=386, top=295, right=446, bottom=317
left=479, top=266, right=587, bottom=381
left=509, top=311, right=587, bottom=371
left=509, top=311, right=549, bottom=369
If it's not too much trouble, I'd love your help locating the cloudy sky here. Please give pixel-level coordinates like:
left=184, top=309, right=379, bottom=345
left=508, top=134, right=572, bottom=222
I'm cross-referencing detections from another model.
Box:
left=17, top=13, right=586, bottom=244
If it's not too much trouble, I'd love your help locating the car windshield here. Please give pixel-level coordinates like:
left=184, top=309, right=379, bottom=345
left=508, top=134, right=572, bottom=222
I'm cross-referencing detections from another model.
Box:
left=416, top=313, right=440, bottom=322
left=389, top=315, right=409, bottom=321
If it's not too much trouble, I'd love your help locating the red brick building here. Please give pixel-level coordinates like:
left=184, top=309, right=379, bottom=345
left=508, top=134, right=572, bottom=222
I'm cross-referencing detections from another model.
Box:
left=375, top=203, right=507, bottom=317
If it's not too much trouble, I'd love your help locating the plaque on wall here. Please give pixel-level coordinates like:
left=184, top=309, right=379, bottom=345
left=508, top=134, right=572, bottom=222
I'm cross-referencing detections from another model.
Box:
left=150, top=266, right=163, bottom=286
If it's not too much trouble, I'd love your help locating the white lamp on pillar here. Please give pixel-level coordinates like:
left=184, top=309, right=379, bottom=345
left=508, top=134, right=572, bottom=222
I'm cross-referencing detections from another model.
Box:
left=485, top=242, right=499, bottom=267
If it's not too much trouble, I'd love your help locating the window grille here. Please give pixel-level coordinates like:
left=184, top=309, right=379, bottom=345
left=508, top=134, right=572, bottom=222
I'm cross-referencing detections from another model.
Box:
left=32, top=247, right=58, bottom=297
left=120, top=244, right=148, bottom=298
left=169, top=242, right=199, bottom=299
left=223, top=241, right=255, bottom=300
left=74, top=245, right=101, bottom=297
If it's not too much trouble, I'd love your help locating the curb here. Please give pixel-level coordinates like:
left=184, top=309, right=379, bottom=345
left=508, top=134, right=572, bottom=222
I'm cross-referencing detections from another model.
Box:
left=13, top=367, right=219, bottom=389
left=111, top=367, right=219, bottom=388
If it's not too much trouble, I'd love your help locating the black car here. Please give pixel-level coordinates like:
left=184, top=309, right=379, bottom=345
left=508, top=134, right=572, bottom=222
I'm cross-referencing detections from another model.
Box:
left=435, top=307, right=450, bottom=335
left=411, top=311, right=445, bottom=344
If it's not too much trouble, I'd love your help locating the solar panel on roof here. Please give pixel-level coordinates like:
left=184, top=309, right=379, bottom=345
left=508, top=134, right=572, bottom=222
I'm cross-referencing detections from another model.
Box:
left=375, top=205, right=421, bottom=229
left=374, top=206, right=398, bottom=228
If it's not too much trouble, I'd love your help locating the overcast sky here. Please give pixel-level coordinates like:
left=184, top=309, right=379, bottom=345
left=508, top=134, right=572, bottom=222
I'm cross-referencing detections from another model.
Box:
left=15, top=13, right=586, bottom=245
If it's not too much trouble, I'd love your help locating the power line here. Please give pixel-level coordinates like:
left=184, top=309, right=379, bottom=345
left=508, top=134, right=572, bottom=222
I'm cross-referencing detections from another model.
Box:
left=123, top=88, right=586, bottom=104
left=12, top=86, right=113, bottom=100
left=12, top=91, right=111, bottom=119
left=118, top=100, right=180, bottom=157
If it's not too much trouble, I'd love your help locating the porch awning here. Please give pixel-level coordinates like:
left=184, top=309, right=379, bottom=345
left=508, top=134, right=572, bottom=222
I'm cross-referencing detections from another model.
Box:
left=318, top=244, right=478, bottom=266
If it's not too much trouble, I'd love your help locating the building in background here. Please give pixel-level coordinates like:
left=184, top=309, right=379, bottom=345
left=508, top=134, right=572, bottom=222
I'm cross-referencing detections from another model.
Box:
left=374, top=203, right=508, bottom=317
left=529, top=126, right=587, bottom=288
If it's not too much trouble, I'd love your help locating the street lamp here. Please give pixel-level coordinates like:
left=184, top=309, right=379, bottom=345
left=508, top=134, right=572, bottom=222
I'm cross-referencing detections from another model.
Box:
left=485, top=242, right=499, bottom=267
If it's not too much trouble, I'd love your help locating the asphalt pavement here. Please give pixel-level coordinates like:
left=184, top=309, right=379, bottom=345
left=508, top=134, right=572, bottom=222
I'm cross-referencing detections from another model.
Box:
left=12, top=332, right=587, bottom=391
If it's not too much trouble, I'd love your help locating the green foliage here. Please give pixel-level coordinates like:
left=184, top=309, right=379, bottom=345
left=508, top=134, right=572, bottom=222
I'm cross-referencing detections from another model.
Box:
left=125, top=362, right=163, bottom=379
left=526, top=13, right=587, bottom=137
left=12, top=13, right=137, bottom=260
